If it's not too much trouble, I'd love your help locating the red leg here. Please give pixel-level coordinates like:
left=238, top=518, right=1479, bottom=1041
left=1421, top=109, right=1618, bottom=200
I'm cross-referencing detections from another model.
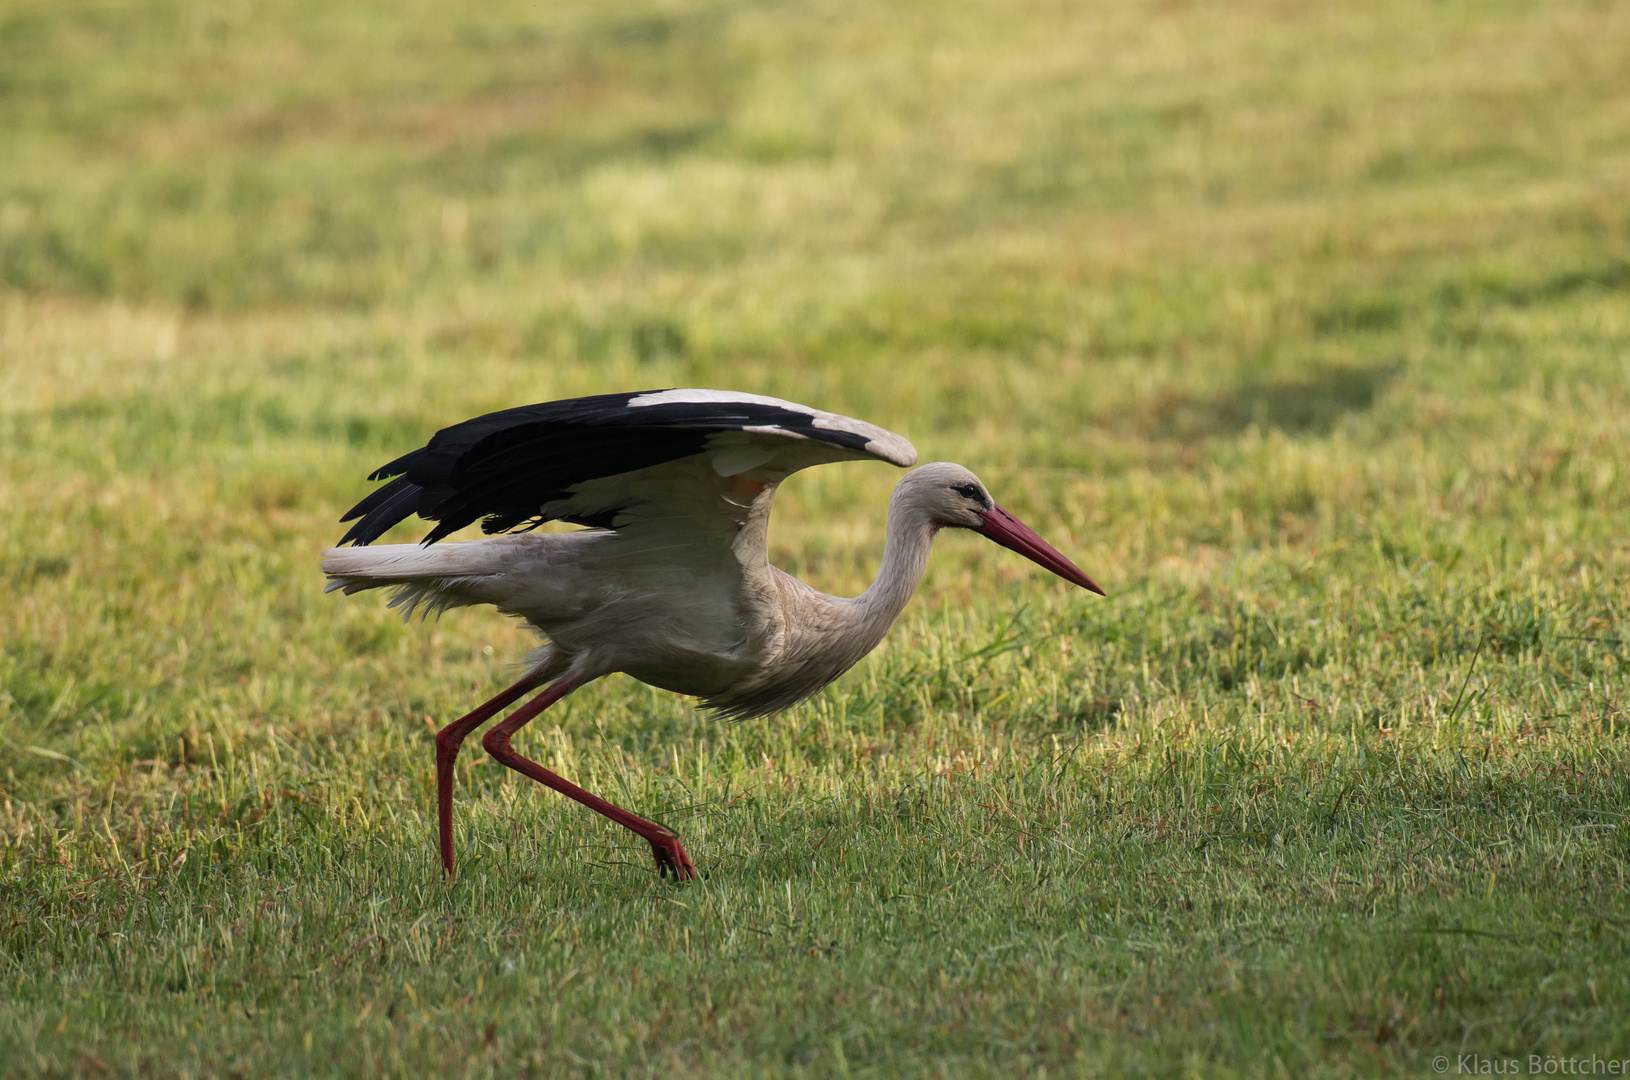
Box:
left=482, top=679, right=697, bottom=881
left=435, top=669, right=548, bottom=877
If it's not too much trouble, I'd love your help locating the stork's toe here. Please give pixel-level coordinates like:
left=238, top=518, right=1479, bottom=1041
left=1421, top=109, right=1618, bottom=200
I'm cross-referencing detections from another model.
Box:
left=649, top=835, right=697, bottom=881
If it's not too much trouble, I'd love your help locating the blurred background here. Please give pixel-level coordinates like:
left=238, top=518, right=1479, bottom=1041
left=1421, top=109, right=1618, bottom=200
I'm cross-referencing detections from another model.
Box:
left=5, top=0, right=1625, bottom=476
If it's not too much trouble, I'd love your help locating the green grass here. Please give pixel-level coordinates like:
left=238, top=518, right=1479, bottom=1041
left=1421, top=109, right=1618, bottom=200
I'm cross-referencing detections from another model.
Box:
left=3, top=0, right=1630, bottom=1075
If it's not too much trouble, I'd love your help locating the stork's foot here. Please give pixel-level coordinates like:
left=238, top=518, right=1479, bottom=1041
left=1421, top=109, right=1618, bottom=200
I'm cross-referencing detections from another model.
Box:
left=649, top=834, right=697, bottom=881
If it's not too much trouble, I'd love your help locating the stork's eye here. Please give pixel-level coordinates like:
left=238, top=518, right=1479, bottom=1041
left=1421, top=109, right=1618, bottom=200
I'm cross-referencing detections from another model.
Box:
left=954, top=483, right=981, bottom=500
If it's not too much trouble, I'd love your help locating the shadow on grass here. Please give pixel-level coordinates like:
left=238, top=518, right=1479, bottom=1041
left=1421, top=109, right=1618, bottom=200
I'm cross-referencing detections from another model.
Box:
left=1117, top=360, right=1399, bottom=443
left=1312, top=257, right=1630, bottom=337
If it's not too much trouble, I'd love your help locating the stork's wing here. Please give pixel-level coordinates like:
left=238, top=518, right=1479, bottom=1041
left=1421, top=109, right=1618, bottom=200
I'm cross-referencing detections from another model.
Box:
left=337, top=389, right=917, bottom=546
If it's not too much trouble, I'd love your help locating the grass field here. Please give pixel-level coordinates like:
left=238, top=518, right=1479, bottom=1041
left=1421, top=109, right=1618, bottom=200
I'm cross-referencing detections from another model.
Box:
left=3, top=0, right=1629, bottom=1075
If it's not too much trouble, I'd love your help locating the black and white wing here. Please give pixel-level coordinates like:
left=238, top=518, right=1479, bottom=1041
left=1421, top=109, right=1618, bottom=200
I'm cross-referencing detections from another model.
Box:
left=337, top=389, right=917, bottom=546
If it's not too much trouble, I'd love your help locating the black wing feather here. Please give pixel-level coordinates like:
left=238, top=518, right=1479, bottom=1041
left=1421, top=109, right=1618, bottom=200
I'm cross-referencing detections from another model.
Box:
left=337, top=478, right=423, bottom=547
left=337, top=390, right=876, bottom=546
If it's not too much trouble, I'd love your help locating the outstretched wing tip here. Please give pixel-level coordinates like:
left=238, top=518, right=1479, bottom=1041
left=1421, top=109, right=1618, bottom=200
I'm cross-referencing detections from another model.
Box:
left=869, top=433, right=918, bottom=468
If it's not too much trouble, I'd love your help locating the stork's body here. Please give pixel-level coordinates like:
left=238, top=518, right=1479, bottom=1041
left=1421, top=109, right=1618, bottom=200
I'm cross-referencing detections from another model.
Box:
left=323, top=390, right=1102, bottom=880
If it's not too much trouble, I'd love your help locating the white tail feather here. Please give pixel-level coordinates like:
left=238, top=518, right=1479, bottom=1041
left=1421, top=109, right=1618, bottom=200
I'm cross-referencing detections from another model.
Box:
left=322, top=543, right=509, bottom=619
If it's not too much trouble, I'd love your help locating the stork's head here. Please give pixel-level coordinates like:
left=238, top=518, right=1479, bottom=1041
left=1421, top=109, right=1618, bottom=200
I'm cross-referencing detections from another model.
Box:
left=900, top=462, right=1106, bottom=595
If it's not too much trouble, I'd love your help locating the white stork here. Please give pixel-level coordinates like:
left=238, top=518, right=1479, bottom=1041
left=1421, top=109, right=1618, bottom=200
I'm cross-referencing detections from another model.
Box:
left=322, top=389, right=1103, bottom=880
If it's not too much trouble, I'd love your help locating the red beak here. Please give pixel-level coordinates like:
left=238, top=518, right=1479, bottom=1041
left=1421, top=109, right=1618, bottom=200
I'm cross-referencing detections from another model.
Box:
left=974, top=505, right=1106, bottom=595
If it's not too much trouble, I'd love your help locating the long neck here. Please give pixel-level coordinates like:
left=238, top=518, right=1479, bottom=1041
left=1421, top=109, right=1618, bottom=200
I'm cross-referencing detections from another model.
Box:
left=846, top=494, right=938, bottom=645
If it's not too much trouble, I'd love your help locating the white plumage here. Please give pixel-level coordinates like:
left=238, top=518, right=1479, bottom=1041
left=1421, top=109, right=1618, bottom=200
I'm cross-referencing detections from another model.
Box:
left=323, top=389, right=1102, bottom=880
